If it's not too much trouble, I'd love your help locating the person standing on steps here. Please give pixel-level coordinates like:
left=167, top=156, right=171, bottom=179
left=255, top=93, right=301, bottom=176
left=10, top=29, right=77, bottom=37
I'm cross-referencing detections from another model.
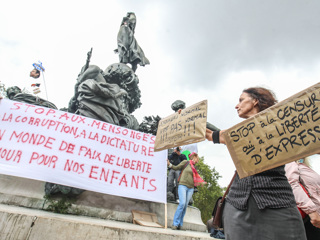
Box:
left=168, top=152, right=206, bottom=230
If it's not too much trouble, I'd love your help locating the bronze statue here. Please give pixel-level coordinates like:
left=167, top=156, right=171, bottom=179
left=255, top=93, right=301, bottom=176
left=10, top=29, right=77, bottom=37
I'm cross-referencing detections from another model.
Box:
left=68, top=61, right=141, bottom=131
left=6, top=13, right=149, bottom=197
left=68, top=48, right=93, bottom=113
left=139, top=115, right=161, bottom=135
left=6, top=86, right=22, bottom=100
left=171, top=100, right=186, bottom=112
left=7, top=86, right=57, bottom=109
left=68, top=47, right=141, bottom=130
left=115, top=12, right=150, bottom=72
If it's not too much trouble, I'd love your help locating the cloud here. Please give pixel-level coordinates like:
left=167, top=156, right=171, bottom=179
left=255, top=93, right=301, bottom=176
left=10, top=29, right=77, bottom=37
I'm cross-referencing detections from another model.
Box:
left=146, top=0, right=320, bottom=91
left=1, top=0, right=320, bottom=186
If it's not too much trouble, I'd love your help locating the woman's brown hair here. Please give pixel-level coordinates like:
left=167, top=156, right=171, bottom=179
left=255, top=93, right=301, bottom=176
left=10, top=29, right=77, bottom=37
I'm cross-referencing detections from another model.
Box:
left=243, top=87, right=278, bottom=112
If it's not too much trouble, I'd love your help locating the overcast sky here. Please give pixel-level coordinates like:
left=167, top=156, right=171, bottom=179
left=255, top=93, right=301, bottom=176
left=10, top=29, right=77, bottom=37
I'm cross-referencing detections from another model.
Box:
left=1, top=0, right=320, bottom=186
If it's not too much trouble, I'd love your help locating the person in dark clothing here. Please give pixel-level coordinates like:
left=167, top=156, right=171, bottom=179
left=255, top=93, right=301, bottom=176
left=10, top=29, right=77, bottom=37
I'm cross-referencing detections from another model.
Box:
left=167, top=147, right=187, bottom=202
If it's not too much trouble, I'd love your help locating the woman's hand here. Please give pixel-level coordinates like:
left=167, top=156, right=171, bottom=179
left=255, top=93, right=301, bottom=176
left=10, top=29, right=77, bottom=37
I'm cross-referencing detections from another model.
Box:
left=219, top=130, right=226, bottom=144
left=206, top=128, right=213, bottom=141
left=206, top=128, right=226, bottom=144
left=309, top=211, right=320, bottom=228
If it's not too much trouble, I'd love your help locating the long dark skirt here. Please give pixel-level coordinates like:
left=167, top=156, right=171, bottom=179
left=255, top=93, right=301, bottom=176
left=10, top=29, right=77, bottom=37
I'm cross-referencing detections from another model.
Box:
left=223, top=195, right=307, bottom=240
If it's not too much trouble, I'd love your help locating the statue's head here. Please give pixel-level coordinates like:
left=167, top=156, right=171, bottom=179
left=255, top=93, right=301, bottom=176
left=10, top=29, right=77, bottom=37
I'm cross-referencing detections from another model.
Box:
left=126, top=12, right=136, bottom=32
left=171, top=100, right=186, bottom=112
left=6, top=86, right=22, bottom=100
left=103, top=63, right=141, bottom=114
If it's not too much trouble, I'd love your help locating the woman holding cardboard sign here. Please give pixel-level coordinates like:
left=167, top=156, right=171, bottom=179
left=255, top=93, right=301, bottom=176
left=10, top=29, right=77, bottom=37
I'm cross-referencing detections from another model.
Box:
left=206, top=87, right=306, bottom=240
left=167, top=152, right=206, bottom=230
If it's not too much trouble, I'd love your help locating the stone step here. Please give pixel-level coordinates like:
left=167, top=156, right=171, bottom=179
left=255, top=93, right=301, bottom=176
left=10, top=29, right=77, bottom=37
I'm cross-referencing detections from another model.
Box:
left=0, top=204, right=215, bottom=240
left=0, top=175, right=207, bottom=232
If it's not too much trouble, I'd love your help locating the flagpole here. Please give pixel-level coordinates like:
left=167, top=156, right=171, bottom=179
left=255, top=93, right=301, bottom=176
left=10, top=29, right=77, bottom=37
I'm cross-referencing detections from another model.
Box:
left=41, top=70, right=48, bottom=100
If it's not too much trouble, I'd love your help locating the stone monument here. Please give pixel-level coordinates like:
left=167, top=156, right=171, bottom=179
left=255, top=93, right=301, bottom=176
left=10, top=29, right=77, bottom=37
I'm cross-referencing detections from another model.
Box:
left=0, top=12, right=207, bottom=232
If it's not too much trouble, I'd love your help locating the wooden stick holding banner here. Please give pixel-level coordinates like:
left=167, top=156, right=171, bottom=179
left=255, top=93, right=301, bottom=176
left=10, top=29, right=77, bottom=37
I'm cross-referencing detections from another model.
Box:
left=165, top=203, right=167, bottom=229
left=224, top=82, right=320, bottom=179
left=154, top=100, right=207, bottom=152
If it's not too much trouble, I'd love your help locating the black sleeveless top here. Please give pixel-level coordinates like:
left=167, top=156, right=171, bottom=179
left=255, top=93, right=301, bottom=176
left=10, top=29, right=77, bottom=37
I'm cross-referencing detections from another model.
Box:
left=227, top=166, right=296, bottom=210
left=212, top=131, right=296, bottom=210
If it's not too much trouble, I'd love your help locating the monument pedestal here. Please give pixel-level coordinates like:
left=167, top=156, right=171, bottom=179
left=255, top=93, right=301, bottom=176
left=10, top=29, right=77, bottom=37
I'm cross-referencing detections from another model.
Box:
left=0, top=174, right=207, bottom=234
left=0, top=203, right=213, bottom=240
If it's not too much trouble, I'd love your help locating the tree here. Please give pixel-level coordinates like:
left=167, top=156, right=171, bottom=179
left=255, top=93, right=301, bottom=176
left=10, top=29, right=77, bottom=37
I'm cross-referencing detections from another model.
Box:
left=192, top=156, right=224, bottom=224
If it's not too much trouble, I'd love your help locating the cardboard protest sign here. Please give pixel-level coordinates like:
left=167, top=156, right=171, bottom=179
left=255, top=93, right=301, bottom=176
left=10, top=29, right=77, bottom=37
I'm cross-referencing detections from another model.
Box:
left=0, top=99, right=167, bottom=203
left=154, top=100, right=207, bottom=152
left=224, top=83, right=320, bottom=178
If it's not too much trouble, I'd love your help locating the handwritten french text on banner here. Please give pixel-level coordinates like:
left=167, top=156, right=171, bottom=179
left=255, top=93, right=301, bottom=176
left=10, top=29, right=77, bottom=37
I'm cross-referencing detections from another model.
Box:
left=154, top=100, right=207, bottom=152
left=0, top=99, right=167, bottom=203
left=224, top=83, right=320, bottom=178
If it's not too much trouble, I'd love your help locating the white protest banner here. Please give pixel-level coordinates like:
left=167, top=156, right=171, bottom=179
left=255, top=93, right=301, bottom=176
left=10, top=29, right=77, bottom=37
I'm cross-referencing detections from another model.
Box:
left=224, top=83, right=320, bottom=178
left=0, top=99, right=167, bottom=203
left=154, top=100, right=207, bottom=152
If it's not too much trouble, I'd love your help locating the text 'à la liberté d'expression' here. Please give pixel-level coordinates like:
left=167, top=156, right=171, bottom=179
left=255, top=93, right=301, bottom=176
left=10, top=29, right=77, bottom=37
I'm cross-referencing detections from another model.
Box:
left=229, top=91, right=320, bottom=165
